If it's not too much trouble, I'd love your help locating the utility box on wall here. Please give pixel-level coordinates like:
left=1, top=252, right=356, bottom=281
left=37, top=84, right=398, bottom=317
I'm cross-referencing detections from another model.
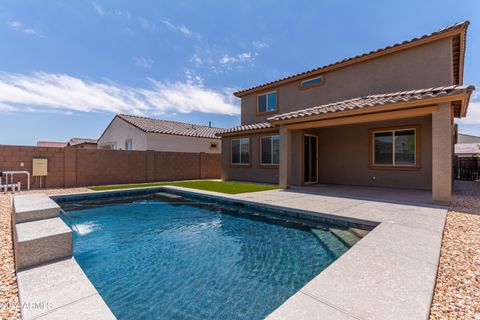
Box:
left=32, top=158, right=48, bottom=176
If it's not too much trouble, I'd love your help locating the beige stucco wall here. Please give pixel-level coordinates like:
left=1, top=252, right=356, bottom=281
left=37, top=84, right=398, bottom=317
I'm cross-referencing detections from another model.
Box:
left=241, top=38, right=453, bottom=125
left=146, top=133, right=221, bottom=153
left=313, top=116, right=433, bottom=190
left=97, top=117, right=147, bottom=150
left=222, top=115, right=434, bottom=190
left=221, top=132, right=279, bottom=184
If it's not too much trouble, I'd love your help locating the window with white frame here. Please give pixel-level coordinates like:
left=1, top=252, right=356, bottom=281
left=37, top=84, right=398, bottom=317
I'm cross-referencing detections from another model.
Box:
left=125, top=139, right=132, bottom=150
left=231, top=138, right=250, bottom=165
left=257, top=91, right=277, bottom=113
left=261, top=135, right=280, bottom=165
left=372, top=128, right=417, bottom=166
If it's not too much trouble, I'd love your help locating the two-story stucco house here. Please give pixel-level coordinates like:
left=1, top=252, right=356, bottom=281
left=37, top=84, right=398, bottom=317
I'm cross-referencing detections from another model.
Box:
left=98, top=114, right=224, bottom=153
left=219, top=22, right=475, bottom=204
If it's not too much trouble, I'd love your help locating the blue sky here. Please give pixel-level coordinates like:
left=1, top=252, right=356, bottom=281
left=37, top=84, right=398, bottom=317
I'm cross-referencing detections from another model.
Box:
left=0, top=0, right=479, bottom=145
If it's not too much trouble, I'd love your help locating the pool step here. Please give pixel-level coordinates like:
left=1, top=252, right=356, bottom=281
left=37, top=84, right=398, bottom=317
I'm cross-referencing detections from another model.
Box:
left=349, top=227, right=369, bottom=239
left=311, top=228, right=349, bottom=258
left=14, top=217, right=73, bottom=270
left=13, top=194, right=60, bottom=223
left=330, top=228, right=361, bottom=247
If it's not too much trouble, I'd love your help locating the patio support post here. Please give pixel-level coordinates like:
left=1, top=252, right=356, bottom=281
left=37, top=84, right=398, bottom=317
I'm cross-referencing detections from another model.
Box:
left=279, top=125, right=292, bottom=188
left=432, top=103, right=453, bottom=205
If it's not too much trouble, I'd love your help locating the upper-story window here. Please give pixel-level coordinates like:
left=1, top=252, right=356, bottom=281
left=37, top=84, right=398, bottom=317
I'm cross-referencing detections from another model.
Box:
left=300, top=76, right=324, bottom=89
left=257, top=91, right=278, bottom=114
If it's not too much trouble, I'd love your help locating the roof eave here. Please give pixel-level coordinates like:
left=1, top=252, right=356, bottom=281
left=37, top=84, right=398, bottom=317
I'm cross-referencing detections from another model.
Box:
left=217, top=127, right=278, bottom=137
left=234, top=24, right=469, bottom=98
left=269, top=93, right=471, bottom=126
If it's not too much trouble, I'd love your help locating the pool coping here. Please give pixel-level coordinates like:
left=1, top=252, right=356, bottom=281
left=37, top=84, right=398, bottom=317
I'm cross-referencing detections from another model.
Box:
left=11, top=193, right=116, bottom=320
left=49, top=186, right=447, bottom=320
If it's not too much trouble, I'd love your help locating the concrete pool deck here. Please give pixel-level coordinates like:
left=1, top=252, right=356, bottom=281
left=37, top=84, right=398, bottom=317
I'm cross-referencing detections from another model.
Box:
left=161, top=184, right=447, bottom=320
left=10, top=184, right=447, bottom=320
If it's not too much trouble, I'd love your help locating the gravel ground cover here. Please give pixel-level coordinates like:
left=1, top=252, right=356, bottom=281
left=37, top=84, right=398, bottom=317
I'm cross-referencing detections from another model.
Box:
left=430, top=180, right=480, bottom=320
left=0, top=188, right=89, bottom=320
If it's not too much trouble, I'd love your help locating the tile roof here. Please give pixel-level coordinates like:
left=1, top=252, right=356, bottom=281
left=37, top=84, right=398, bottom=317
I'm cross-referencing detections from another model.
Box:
left=268, top=85, right=475, bottom=122
left=37, top=141, right=68, bottom=148
left=68, top=138, right=97, bottom=146
left=234, top=21, right=469, bottom=97
left=455, top=143, right=480, bottom=155
left=217, top=122, right=274, bottom=135
left=118, top=114, right=225, bottom=139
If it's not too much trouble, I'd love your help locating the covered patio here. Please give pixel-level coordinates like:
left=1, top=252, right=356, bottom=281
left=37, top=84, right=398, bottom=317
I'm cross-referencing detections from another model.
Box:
left=272, top=87, right=474, bottom=205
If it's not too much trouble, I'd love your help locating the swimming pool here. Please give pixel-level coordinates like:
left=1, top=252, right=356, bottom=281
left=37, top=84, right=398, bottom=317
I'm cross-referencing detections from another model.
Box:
left=58, top=191, right=366, bottom=319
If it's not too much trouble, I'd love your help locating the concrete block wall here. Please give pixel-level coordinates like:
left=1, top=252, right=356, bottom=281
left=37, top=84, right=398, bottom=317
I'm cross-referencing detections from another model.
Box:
left=0, top=145, right=220, bottom=188
left=76, top=149, right=148, bottom=186
left=0, top=145, right=65, bottom=188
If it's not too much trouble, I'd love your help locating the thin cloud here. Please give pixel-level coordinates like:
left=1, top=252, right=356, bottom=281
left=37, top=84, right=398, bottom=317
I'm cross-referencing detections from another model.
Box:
left=190, top=54, right=203, bottom=66
left=139, top=17, right=156, bottom=31
left=220, top=52, right=256, bottom=64
left=134, top=57, right=154, bottom=69
left=0, top=71, right=239, bottom=116
left=91, top=2, right=105, bottom=15
left=161, top=20, right=198, bottom=38
left=6, top=20, right=42, bottom=37
left=252, top=41, right=269, bottom=49
left=92, top=3, right=130, bottom=19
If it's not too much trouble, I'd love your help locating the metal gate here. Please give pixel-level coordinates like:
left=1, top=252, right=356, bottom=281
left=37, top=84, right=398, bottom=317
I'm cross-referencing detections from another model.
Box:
left=454, top=156, right=480, bottom=181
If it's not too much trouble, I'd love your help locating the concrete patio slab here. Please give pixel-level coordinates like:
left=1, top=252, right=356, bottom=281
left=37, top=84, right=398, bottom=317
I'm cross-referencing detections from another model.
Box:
left=357, top=222, right=443, bottom=265
left=300, top=243, right=438, bottom=320
left=17, top=257, right=115, bottom=320
left=13, top=194, right=60, bottom=223
left=35, top=295, right=115, bottom=320
left=265, top=291, right=359, bottom=320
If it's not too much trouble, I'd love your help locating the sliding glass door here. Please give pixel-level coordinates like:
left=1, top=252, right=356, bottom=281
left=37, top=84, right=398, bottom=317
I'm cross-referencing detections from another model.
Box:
left=304, top=134, right=318, bottom=184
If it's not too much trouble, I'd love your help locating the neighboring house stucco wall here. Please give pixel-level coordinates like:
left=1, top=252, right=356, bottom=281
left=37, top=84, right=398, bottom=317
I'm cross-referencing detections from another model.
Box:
left=241, top=38, right=453, bottom=125
left=98, top=117, right=221, bottom=153
left=98, top=117, right=148, bottom=150
left=458, top=133, right=480, bottom=144
left=146, top=133, right=221, bottom=153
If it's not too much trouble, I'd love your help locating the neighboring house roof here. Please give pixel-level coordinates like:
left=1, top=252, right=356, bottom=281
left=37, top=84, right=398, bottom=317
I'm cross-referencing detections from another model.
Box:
left=458, top=133, right=480, bottom=144
left=117, top=114, right=225, bottom=139
left=234, top=21, right=469, bottom=97
left=455, top=143, right=480, bottom=155
left=268, top=85, right=474, bottom=123
left=67, top=138, right=98, bottom=146
left=219, top=122, right=274, bottom=135
left=37, top=141, right=68, bottom=148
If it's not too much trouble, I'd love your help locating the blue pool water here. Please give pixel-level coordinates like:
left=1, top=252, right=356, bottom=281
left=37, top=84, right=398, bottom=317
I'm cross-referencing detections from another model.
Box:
left=59, top=192, right=353, bottom=320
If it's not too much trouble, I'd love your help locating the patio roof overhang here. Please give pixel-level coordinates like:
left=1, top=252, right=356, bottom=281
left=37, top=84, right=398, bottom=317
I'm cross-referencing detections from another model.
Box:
left=218, top=85, right=475, bottom=137
left=268, top=85, right=474, bottom=127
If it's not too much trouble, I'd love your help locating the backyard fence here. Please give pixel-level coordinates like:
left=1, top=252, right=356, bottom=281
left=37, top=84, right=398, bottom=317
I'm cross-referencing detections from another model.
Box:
left=454, top=156, right=480, bottom=181
left=0, top=145, right=220, bottom=188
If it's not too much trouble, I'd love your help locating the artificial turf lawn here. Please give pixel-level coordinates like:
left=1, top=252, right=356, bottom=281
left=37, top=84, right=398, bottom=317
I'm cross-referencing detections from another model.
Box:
left=89, top=180, right=279, bottom=194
